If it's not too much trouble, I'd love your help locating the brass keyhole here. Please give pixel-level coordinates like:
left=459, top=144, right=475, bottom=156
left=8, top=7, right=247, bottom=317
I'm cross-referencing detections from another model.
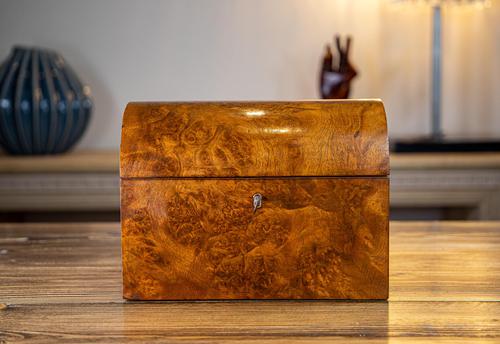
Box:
left=252, top=193, right=262, bottom=213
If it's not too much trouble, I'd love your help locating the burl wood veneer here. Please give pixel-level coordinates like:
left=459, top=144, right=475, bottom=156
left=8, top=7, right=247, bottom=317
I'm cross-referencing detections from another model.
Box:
left=120, top=101, right=388, bottom=178
left=120, top=101, right=389, bottom=300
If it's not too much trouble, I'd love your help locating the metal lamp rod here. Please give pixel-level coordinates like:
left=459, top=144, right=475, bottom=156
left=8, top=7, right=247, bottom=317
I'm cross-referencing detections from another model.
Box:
left=432, top=4, right=443, bottom=139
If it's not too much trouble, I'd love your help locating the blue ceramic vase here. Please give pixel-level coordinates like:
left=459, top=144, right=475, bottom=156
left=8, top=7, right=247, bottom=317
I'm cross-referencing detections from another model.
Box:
left=0, top=46, right=92, bottom=155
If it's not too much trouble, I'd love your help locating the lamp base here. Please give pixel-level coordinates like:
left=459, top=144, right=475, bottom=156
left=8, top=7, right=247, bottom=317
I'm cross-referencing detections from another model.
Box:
left=391, top=137, right=500, bottom=153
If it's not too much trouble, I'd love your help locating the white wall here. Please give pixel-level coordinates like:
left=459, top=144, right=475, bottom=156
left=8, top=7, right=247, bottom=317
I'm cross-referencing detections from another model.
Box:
left=0, top=0, right=499, bottom=149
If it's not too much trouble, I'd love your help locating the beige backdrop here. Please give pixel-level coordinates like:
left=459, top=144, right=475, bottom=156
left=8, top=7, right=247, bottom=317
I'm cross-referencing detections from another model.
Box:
left=0, top=0, right=498, bottom=149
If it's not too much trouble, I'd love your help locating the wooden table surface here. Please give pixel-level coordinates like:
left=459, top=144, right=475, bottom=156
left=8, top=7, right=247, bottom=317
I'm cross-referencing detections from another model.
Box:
left=0, top=222, right=499, bottom=343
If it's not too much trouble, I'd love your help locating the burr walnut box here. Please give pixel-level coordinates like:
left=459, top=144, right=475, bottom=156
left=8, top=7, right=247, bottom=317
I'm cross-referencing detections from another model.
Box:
left=120, top=100, right=389, bottom=300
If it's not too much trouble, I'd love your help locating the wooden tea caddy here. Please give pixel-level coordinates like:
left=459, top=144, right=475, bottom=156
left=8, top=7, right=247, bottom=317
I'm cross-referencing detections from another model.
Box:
left=120, top=100, right=389, bottom=300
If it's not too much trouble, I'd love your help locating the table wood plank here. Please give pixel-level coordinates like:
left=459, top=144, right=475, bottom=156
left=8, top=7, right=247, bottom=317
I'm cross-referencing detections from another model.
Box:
left=0, top=301, right=498, bottom=343
left=0, top=221, right=499, bottom=343
left=390, top=222, right=500, bottom=301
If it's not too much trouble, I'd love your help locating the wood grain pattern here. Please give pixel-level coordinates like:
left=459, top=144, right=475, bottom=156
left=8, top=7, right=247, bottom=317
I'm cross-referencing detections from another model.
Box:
left=1, top=302, right=499, bottom=343
left=121, top=178, right=389, bottom=300
left=120, top=101, right=389, bottom=178
left=1, top=222, right=499, bottom=343
left=390, top=222, right=500, bottom=301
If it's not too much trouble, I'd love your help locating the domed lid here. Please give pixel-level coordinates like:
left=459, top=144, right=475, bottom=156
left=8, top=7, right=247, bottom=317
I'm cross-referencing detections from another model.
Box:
left=120, top=100, right=389, bottom=178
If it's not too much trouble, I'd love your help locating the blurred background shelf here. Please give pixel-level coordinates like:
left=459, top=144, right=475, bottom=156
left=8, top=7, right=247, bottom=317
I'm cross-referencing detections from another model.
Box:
left=0, top=151, right=120, bottom=222
left=390, top=153, right=500, bottom=220
left=0, top=151, right=499, bottom=221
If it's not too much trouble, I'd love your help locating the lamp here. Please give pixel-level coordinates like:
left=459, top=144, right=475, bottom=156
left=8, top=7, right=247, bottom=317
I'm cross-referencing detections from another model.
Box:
left=392, top=0, right=500, bottom=152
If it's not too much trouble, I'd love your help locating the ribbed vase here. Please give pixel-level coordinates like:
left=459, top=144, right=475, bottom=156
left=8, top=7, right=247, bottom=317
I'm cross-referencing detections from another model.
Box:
left=0, top=46, right=92, bottom=155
